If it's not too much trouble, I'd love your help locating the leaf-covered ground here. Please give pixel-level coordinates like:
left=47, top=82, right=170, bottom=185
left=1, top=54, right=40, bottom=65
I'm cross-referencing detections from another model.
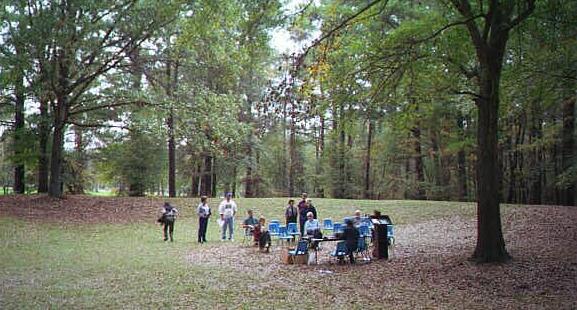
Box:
left=1, top=195, right=576, bottom=309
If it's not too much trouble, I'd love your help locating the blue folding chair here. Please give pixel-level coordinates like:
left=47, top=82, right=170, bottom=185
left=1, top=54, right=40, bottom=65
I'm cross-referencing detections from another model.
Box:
left=358, top=224, right=370, bottom=237
left=330, top=241, right=348, bottom=263
left=268, top=222, right=280, bottom=239
left=332, top=222, right=343, bottom=234
left=287, top=222, right=299, bottom=241
left=288, top=240, right=309, bottom=256
left=322, top=218, right=334, bottom=233
left=360, top=217, right=372, bottom=228
left=278, top=225, right=292, bottom=245
left=270, top=219, right=280, bottom=225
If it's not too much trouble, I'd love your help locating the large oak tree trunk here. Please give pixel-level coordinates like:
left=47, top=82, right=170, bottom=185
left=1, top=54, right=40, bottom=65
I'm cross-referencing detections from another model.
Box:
left=473, top=44, right=510, bottom=263
left=453, top=0, right=535, bottom=262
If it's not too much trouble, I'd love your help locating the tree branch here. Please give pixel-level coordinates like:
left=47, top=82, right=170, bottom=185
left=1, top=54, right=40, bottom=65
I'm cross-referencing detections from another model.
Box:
left=67, top=120, right=129, bottom=130
left=506, top=0, right=536, bottom=30
left=300, top=0, right=388, bottom=63
left=68, top=100, right=148, bottom=116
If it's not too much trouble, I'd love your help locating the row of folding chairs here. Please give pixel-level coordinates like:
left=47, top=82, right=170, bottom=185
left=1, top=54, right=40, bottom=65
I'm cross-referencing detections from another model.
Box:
left=322, top=217, right=395, bottom=245
left=268, top=222, right=300, bottom=245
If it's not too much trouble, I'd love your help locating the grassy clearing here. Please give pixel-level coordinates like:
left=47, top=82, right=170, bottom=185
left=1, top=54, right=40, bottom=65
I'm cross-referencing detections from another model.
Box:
left=0, top=198, right=475, bottom=308
left=3, top=198, right=574, bottom=309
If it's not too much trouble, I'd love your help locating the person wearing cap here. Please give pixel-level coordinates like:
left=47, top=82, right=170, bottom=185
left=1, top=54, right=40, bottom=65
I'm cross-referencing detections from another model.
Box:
left=218, top=192, right=238, bottom=241
left=159, top=202, right=178, bottom=242
left=342, top=218, right=360, bottom=263
left=196, top=196, right=211, bottom=243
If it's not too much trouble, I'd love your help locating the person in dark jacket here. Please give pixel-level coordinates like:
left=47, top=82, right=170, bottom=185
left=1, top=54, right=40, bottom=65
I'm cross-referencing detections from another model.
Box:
left=297, top=193, right=308, bottom=235
left=159, top=202, right=178, bottom=242
left=285, top=199, right=298, bottom=225
left=196, top=196, right=211, bottom=243
left=342, top=218, right=360, bottom=263
left=299, top=198, right=318, bottom=236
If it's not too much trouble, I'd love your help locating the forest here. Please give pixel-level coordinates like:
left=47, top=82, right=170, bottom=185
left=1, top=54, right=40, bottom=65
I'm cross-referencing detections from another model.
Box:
left=0, top=0, right=575, bottom=206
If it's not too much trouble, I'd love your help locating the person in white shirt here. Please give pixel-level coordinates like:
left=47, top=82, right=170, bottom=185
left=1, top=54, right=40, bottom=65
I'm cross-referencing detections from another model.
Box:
left=196, top=196, right=211, bottom=243
left=218, top=192, right=238, bottom=241
left=304, top=212, right=320, bottom=236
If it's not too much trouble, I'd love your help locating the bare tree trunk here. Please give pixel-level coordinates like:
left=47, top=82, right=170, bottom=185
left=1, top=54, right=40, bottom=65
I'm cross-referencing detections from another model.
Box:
left=211, top=157, right=217, bottom=197
left=456, top=116, right=468, bottom=201
left=191, top=159, right=201, bottom=197
left=48, top=102, right=66, bottom=198
left=13, top=67, right=25, bottom=194
left=288, top=102, right=297, bottom=197
left=167, top=110, right=176, bottom=197
left=245, top=133, right=255, bottom=197
left=364, top=119, right=374, bottom=199
left=166, top=57, right=177, bottom=198
left=528, top=103, right=543, bottom=204
left=37, top=96, right=50, bottom=193
left=200, top=154, right=213, bottom=196
left=315, top=114, right=325, bottom=198
left=561, top=97, right=575, bottom=205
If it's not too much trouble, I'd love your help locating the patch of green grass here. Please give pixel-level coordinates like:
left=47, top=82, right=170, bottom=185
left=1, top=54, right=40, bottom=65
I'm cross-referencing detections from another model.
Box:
left=86, top=190, right=116, bottom=197
left=0, top=198, right=477, bottom=308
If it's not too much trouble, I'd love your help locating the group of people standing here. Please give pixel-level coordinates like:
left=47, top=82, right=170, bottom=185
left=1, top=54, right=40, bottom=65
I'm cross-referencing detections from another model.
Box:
left=158, top=192, right=362, bottom=264
left=158, top=192, right=238, bottom=243
left=285, top=192, right=319, bottom=238
left=159, top=192, right=319, bottom=244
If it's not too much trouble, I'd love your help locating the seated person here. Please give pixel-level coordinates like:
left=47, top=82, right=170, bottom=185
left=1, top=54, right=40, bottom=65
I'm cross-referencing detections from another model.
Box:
left=304, top=212, right=320, bottom=237
left=253, top=217, right=271, bottom=251
left=352, top=209, right=363, bottom=227
left=342, top=218, right=360, bottom=263
left=304, top=212, right=322, bottom=249
left=242, top=209, right=259, bottom=238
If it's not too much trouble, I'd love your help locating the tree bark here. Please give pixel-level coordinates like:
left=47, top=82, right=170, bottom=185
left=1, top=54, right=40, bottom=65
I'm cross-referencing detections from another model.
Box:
left=191, top=159, right=201, bottom=197
left=37, top=96, right=50, bottom=193
left=364, top=119, right=374, bottom=199
left=200, top=154, right=213, bottom=196
left=288, top=103, right=297, bottom=197
left=13, top=68, right=25, bottom=194
left=166, top=56, right=177, bottom=198
left=456, top=116, right=468, bottom=201
left=167, top=110, right=176, bottom=197
left=410, top=125, right=426, bottom=200
left=561, top=97, right=575, bottom=206
left=245, top=133, right=255, bottom=197
left=471, top=33, right=510, bottom=262
left=48, top=101, right=66, bottom=198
